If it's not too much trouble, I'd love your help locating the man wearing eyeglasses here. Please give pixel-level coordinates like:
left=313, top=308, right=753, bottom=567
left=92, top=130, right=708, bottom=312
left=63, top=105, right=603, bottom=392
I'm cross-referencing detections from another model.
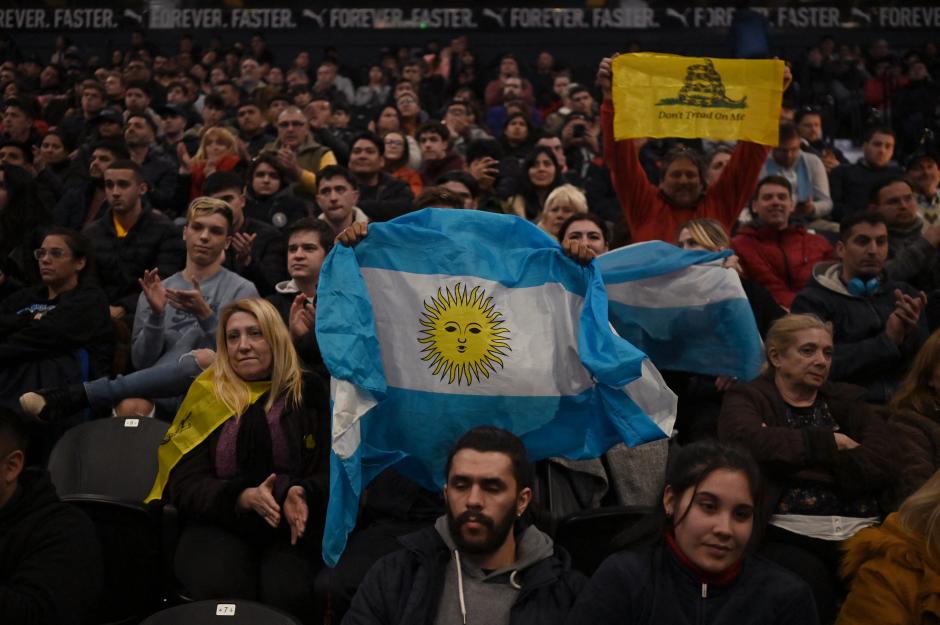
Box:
left=263, top=105, right=337, bottom=198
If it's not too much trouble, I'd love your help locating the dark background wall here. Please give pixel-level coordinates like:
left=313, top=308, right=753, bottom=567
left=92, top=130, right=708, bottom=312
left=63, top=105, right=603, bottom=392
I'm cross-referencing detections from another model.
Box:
left=6, top=3, right=938, bottom=85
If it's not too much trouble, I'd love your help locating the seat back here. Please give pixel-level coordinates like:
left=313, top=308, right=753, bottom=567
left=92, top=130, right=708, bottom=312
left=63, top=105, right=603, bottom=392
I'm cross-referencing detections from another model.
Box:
left=67, top=496, right=163, bottom=625
left=141, top=600, right=302, bottom=625
left=554, top=506, right=654, bottom=576
left=48, top=417, right=169, bottom=501
left=48, top=417, right=170, bottom=624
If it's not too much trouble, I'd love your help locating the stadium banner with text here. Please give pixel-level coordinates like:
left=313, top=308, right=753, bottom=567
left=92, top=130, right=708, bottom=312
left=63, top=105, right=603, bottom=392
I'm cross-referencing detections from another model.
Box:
left=2, top=6, right=940, bottom=31
left=612, top=53, right=784, bottom=146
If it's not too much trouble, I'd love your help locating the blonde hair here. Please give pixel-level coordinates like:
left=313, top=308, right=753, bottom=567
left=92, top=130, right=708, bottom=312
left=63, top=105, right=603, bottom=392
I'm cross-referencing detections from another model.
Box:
left=897, top=468, right=940, bottom=562
left=186, top=196, right=234, bottom=233
left=211, top=298, right=304, bottom=416
left=676, top=218, right=730, bottom=251
left=193, top=126, right=239, bottom=164
left=892, top=329, right=940, bottom=414
left=761, top=313, right=833, bottom=375
left=543, top=184, right=588, bottom=216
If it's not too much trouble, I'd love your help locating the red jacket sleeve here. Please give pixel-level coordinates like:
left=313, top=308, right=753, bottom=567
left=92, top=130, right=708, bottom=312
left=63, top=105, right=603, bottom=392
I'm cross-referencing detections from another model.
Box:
left=706, top=140, right=771, bottom=233
left=601, top=98, right=660, bottom=234
left=732, top=233, right=798, bottom=309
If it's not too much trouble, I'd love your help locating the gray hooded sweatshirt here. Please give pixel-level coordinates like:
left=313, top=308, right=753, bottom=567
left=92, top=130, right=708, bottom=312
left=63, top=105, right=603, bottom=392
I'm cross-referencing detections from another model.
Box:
left=431, top=515, right=555, bottom=625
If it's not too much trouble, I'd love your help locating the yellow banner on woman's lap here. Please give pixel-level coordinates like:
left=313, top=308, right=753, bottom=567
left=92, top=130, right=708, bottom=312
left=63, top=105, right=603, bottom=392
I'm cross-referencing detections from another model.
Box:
left=612, top=53, right=784, bottom=146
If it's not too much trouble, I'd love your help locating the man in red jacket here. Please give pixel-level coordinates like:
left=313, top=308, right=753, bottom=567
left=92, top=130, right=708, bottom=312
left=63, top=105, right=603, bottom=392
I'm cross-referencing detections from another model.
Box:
left=732, top=176, right=835, bottom=308
left=597, top=54, right=791, bottom=243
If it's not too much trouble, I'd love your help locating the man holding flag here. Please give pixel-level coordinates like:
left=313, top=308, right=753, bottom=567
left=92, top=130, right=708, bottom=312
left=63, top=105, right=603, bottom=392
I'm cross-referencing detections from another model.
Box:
left=598, top=53, right=792, bottom=243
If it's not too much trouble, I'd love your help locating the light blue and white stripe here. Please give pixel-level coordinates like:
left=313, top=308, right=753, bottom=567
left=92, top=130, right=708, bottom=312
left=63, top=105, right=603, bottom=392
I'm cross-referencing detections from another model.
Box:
left=316, top=209, right=675, bottom=566
left=597, top=241, right=764, bottom=381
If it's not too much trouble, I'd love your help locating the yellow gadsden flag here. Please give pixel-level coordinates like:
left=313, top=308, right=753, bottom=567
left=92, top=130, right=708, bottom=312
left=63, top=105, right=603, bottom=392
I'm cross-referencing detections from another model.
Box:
left=612, top=53, right=784, bottom=146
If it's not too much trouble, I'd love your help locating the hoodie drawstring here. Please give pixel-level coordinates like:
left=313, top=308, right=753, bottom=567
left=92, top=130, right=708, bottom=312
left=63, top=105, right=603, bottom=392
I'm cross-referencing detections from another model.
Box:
left=452, top=548, right=524, bottom=623
left=453, top=549, right=468, bottom=625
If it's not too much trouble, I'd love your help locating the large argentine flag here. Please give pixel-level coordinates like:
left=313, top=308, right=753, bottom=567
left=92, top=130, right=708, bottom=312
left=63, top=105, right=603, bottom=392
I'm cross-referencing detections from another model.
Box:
left=316, top=209, right=675, bottom=566
left=597, top=241, right=763, bottom=381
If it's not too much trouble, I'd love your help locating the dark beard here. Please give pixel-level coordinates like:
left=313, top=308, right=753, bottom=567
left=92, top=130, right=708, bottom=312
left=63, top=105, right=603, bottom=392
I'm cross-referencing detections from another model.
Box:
left=447, top=508, right=516, bottom=555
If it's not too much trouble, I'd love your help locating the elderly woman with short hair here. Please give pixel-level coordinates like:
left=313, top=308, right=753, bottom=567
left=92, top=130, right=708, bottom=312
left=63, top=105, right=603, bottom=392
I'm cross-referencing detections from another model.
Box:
left=719, top=313, right=898, bottom=623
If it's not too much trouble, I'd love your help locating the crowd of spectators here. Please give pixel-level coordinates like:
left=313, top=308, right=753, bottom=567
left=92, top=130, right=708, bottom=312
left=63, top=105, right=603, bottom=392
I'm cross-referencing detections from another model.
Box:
left=1, top=26, right=940, bottom=625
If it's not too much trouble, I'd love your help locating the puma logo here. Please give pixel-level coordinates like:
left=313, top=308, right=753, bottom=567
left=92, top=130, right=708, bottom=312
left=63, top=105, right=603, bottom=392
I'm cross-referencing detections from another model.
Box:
left=665, top=8, right=690, bottom=28
left=302, top=9, right=327, bottom=27
left=482, top=8, right=507, bottom=28
left=849, top=8, right=871, bottom=25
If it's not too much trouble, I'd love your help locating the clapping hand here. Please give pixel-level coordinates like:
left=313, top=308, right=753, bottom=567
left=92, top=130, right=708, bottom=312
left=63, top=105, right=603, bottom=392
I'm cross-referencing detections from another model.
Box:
left=231, top=232, right=257, bottom=267
left=139, top=268, right=167, bottom=315
left=289, top=293, right=315, bottom=341
left=885, top=289, right=927, bottom=345
left=283, top=485, right=309, bottom=545
left=276, top=148, right=301, bottom=180
left=177, top=142, right=193, bottom=175
left=166, top=277, right=213, bottom=320
left=237, top=473, right=281, bottom=528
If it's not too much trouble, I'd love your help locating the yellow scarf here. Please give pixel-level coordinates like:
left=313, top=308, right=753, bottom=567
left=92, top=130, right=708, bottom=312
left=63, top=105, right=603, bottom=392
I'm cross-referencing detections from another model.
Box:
left=145, top=370, right=271, bottom=503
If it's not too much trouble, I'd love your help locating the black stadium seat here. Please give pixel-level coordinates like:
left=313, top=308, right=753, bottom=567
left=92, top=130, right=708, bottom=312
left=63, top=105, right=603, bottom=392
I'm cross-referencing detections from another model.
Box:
left=47, top=417, right=170, bottom=625
left=141, top=599, right=302, bottom=625
left=553, top=505, right=653, bottom=576
left=48, top=416, right=168, bottom=500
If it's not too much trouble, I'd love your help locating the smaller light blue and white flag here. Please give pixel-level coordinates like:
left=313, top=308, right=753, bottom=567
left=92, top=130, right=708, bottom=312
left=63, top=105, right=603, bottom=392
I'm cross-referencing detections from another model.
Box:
left=597, top=241, right=763, bottom=381
left=316, top=209, right=675, bottom=566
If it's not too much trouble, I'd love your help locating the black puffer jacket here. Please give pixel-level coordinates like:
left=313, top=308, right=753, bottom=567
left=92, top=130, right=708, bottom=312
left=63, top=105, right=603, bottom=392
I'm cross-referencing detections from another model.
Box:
left=137, top=146, right=179, bottom=214
left=82, top=206, right=185, bottom=315
left=0, top=468, right=102, bottom=625
left=829, top=159, right=903, bottom=221
left=222, top=217, right=288, bottom=296
left=343, top=523, right=586, bottom=625
left=884, top=217, right=940, bottom=293
left=565, top=542, right=818, bottom=625
left=245, top=186, right=309, bottom=229
left=55, top=181, right=100, bottom=231
left=791, top=261, right=928, bottom=403
left=356, top=172, right=415, bottom=222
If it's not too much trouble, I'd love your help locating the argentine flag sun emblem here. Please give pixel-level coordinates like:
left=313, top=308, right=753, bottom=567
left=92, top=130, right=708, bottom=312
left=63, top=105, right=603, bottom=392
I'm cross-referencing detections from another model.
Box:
left=316, top=208, right=676, bottom=566
left=418, top=283, right=511, bottom=385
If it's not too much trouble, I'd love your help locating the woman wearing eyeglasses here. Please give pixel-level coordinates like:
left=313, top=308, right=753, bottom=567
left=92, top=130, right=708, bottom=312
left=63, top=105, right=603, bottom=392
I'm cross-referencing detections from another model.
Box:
left=0, top=228, right=112, bottom=451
